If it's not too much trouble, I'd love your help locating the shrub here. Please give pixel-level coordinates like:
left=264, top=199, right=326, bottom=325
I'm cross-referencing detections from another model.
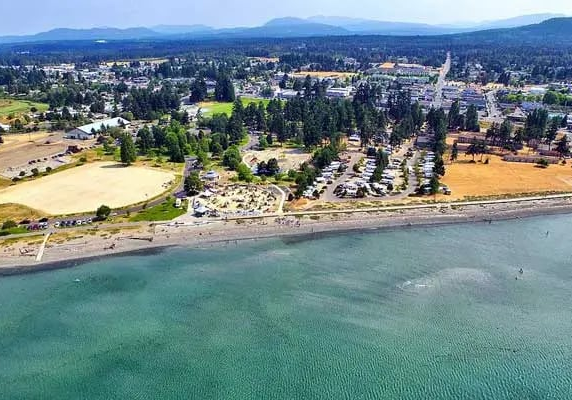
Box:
left=237, top=163, right=253, bottom=182
left=96, top=205, right=112, bottom=220
left=1, top=220, right=17, bottom=230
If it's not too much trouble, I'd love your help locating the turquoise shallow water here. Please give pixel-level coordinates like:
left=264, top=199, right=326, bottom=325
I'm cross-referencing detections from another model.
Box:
left=1, top=216, right=572, bottom=399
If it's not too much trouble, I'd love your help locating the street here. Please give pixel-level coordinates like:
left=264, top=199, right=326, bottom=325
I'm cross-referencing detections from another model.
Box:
left=432, top=52, right=451, bottom=109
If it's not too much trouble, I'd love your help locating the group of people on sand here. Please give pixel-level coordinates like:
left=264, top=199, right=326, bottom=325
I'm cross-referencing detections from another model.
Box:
left=275, top=217, right=301, bottom=227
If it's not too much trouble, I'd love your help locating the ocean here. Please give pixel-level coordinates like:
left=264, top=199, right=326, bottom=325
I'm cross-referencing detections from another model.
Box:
left=1, top=216, right=571, bottom=399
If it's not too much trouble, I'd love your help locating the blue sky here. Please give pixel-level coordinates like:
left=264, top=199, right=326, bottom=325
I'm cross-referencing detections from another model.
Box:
left=1, top=0, right=571, bottom=35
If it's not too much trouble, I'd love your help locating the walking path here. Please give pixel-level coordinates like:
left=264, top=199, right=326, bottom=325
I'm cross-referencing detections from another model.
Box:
left=271, top=184, right=286, bottom=214
left=35, top=232, right=51, bottom=262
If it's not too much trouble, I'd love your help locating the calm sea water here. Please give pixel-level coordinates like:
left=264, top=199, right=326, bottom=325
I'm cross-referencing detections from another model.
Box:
left=1, top=216, right=572, bottom=399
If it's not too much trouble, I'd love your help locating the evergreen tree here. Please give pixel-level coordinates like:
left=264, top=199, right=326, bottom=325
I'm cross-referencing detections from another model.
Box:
left=256, top=102, right=267, bottom=131
left=184, top=172, right=203, bottom=195
left=498, top=119, right=513, bottom=147
left=190, top=76, right=207, bottom=103
left=214, top=74, right=235, bottom=102
left=546, top=117, right=560, bottom=148
left=120, top=134, right=137, bottom=165
left=451, top=142, right=459, bottom=162
left=557, top=135, right=569, bottom=158
left=465, top=105, right=480, bottom=132
left=137, top=126, right=154, bottom=154
left=279, top=74, right=288, bottom=89
left=448, top=100, right=461, bottom=129
left=165, top=132, right=184, bottom=162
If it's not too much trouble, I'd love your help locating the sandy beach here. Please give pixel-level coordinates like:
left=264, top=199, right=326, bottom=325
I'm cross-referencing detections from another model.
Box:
left=2, top=196, right=572, bottom=275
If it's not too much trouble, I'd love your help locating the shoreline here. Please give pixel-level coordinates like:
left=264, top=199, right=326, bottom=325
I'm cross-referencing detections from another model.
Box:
left=2, top=197, right=572, bottom=276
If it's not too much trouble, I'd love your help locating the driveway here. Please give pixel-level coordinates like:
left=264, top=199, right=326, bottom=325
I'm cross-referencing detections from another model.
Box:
left=322, top=151, right=363, bottom=202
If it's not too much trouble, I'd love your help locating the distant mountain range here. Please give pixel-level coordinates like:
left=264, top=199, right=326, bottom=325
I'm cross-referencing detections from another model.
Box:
left=0, top=13, right=567, bottom=44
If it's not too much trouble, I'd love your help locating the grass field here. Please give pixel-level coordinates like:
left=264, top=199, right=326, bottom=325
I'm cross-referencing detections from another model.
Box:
left=0, top=226, right=28, bottom=236
left=0, top=203, right=45, bottom=223
left=130, top=198, right=187, bottom=222
left=198, top=98, right=273, bottom=117
left=0, top=177, right=12, bottom=190
left=441, top=154, right=572, bottom=200
left=0, top=162, right=175, bottom=215
left=0, top=99, right=49, bottom=120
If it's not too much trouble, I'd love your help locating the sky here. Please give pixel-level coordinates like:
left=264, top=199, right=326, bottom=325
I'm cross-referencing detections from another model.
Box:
left=1, top=0, right=571, bottom=35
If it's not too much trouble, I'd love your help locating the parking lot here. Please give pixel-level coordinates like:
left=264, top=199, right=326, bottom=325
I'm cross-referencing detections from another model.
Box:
left=0, top=132, right=95, bottom=178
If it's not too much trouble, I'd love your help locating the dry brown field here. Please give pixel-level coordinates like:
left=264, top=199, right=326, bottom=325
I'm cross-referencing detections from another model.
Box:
left=0, top=162, right=175, bottom=215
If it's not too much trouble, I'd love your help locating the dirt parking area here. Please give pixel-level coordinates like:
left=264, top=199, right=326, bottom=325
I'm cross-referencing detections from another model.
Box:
left=441, top=154, right=572, bottom=199
left=0, top=162, right=176, bottom=215
left=243, top=147, right=311, bottom=171
left=0, top=132, right=94, bottom=177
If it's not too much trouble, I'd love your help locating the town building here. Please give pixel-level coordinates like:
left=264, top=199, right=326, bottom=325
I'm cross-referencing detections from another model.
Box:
left=65, top=117, right=130, bottom=140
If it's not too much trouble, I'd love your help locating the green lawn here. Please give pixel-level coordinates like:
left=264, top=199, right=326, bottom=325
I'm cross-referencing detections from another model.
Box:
left=129, top=198, right=187, bottom=222
left=0, top=99, right=49, bottom=118
left=0, top=226, right=29, bottom=236
left=198, top=98, right=274, bottom=117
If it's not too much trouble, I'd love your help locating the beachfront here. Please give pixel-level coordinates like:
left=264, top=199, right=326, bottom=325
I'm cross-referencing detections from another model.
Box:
left=3, top=195, right=572, bottom=274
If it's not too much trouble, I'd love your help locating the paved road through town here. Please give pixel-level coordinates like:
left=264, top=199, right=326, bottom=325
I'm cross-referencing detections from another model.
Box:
left=432, top=52, right=451, bottom=109
left=484, top=89, right=504, bottom=124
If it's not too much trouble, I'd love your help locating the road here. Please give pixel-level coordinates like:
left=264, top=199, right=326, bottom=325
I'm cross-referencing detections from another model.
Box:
left=390, top=150, right=421, bottom=200
left=242, top=132, right=260, bottom=152
left=484, top=89, right=504, bottom=123
left=432, top=52, right=451, bottom=109
left=323, top=152, right=363, bottom=202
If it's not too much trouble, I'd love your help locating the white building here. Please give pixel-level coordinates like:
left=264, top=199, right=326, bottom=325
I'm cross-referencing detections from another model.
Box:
left=65, top=117, right=130, bottom=140
left=0, top=123, right=10, bottom=132
left=326, top=87, right=352, bottom=98
left=277, top=89, right=300, bottom=100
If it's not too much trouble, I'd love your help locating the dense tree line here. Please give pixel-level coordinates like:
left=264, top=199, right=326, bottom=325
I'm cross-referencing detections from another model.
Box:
left=122, top=84, right=180, bottom=120
left=4, top=27, right=572, bottom=83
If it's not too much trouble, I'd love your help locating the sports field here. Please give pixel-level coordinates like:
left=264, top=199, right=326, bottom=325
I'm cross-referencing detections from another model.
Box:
left=441, top=154, right=572, bottom=199
left=0, top=99, right=48, bottom=121
left=198, top=98, right=273, bottom=117
left=0, top=162, right=175, bottom=215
